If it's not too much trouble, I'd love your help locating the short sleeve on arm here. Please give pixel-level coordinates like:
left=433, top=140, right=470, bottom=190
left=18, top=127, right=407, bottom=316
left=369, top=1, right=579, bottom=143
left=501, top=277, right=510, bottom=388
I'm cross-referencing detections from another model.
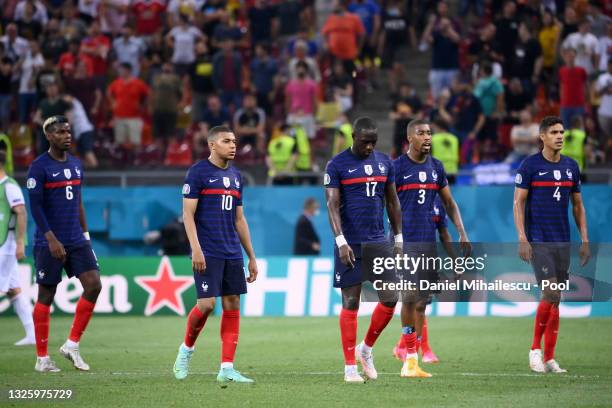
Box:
left=514, top=159, right=532, bottom=189
left=324, top=160, right=340, bottom=188
left=182, top=166, right=201, bottom=199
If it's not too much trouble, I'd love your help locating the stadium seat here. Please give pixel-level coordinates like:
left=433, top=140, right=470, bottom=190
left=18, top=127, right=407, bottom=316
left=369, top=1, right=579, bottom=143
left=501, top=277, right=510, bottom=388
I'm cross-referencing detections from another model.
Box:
left=164, top=140, right=192, bottom=167
left=12, top=146, right=34, bottom=167
left=134, top=144, right=163, bottom=167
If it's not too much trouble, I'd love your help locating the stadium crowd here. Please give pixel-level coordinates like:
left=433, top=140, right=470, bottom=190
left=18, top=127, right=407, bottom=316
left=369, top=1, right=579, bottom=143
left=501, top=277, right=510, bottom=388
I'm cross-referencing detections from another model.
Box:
left=0, top=0, right=610, bottom=180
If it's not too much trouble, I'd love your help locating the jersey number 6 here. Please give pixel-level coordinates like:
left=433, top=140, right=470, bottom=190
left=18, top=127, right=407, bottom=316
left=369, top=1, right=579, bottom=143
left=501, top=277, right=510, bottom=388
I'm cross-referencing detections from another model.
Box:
left=66, top=185, right=74, bottom=200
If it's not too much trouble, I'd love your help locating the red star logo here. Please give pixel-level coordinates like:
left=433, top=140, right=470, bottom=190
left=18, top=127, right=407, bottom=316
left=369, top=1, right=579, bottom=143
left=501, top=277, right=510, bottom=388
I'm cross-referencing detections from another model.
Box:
left=135, top=256, right=193, bottom=316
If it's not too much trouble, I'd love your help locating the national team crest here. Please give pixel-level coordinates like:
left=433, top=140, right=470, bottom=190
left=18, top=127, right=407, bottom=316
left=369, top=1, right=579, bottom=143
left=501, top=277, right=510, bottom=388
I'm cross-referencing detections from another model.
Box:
left=75, top=167, right=81, bottom=178
left=223, top=177, right=230, bottom=188
left=419, top=171, right=427, bottom=182
left=235, top=177, right=240, bottom=188
left=378, top=163, right=386, bottom=174
left=432, top=170, right=438, bottom=182
left=64, top=169, right=72, bottom=179
left=364, top=165, right=373, bottom=175
left=553, top=170, right=561, bottom=180
left=566, top=169, right=573, bottom=180
left=433, top=205, right=440, bottom=215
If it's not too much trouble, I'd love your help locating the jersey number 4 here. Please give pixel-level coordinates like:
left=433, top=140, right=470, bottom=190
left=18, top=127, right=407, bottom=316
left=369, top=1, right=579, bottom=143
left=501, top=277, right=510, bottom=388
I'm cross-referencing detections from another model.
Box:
left=553, top=186, right=561, bottom=202
left=365, top=182, right=378, bottom=197
left=221, top=194, right=233, bottom=210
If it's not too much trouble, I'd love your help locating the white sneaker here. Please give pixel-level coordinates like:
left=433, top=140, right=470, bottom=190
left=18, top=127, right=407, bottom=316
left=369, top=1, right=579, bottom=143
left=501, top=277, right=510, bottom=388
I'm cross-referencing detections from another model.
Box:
left=545, top=359, right=567, bottom=373
left=35, top=357, right=61, bottom=372
left=344, top=365, right=365, bottom=383
left=15, top=336, right=36, bottom=346
left=59, top=343, right=90, bottom=371
left=529, top=349, right=546, bottom=373
left=355, top=342, right=378, bottom=380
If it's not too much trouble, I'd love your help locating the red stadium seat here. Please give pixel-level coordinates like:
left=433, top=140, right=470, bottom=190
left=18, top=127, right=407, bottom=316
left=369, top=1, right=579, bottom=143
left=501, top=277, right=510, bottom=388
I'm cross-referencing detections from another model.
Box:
left=164, top=140, right=192, bottom=167
left=12, top=146, right=34, bottom=167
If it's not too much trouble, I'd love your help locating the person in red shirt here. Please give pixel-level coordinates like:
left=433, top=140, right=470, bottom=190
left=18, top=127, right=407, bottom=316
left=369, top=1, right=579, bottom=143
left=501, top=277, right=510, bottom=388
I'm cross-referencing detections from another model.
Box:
left=558, top=47, right=587, bottom=128
left=107, top=62, right=150, bottom=146
left=131, top=0, right=166, bottom=37
left=80, top=21, right=111, bottom=90
left=58, top=39, right=94, bottom=78
left=322, top=0, right=365, bottom=74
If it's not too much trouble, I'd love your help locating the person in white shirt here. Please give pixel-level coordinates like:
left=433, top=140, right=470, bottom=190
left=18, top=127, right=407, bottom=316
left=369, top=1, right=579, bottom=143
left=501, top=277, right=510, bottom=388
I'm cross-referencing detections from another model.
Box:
left=99, top=0, right=129, bottom=37
left=165, top=14, right=205, bottom=75
left=0, top=148, right=34, bottom=346
left=65, top=95, right=99, bottom=168
left=14, top=0, right=48, bottom=26
left=0, top=23, right=30, bottom=64
left=562, top=20, right=600, bottom=75
left=596, top=60, right=612, bottom=143
left=113, top=26, right=146, bottom=76
left=505, top=109, right=539, bottom=164
left=17, top=40, right=44, bottom=123
left=597, top=23, right=612, bottom=72
left=78, top=0, right=100, bottom=23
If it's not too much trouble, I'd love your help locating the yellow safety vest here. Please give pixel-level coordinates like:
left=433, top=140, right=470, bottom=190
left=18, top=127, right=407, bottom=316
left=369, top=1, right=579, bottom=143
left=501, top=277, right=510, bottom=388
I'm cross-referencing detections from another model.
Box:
left=0, top=134, right=14, bottom=176
left=431, top=132, right=459, bottom=175
left=294, top=127, right=311, bottom=171
left=561, top=129, right=586, bottom=170
left=333, top=123, right=353, bottom=156
left=268, top=135, right=296, bottom=175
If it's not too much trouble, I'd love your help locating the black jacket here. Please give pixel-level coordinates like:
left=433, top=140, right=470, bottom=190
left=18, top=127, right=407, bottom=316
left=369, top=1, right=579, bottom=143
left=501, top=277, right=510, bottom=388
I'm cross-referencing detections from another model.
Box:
left=293, top=214, right=320, bottom=255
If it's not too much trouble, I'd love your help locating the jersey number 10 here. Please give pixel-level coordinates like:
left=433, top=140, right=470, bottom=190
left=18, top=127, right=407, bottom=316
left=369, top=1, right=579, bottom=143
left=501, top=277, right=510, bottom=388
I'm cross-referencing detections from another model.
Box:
left=221, top=194, right=233, bottom=210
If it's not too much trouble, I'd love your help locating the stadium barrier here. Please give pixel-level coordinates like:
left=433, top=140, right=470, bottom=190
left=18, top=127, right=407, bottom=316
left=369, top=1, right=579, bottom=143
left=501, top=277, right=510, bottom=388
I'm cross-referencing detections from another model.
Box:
left=2, top=255, right=611, bottom=317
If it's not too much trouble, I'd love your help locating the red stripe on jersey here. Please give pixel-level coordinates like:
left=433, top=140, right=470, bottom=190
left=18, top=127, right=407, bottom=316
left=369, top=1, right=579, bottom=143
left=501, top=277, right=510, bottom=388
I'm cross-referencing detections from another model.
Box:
left=397, top=183, right=439, bottom=191
left=341, top=176, right=388, bottom=185
left=530, top=181, right=574, bottom=187
left=201, top=189, right=241, bottom=199
left=44, top=180, right=82, bottom=189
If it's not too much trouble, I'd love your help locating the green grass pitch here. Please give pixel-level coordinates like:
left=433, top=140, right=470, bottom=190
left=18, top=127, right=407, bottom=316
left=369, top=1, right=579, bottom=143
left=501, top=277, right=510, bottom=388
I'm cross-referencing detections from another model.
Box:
left=1, top=316, right=611, bottom=407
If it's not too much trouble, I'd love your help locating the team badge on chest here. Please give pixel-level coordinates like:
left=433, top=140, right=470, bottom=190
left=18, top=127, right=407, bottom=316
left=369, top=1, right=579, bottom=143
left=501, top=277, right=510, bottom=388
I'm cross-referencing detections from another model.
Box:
left=223, top=177, right=230, bottom=188
left=566, top=169, right=572, bottom=180
left=378, top=163, right=386, bottom=174
left=419, top=171, right=427, bottom=182
left=553, top=170, right=561, bottom=181
left=235, top=177, right=240, bottom=188
left=364, top=165, right=373, bottom=176
left=432, top=170, right=438, bottom=182
left=64, top=169, right=72, bottom=179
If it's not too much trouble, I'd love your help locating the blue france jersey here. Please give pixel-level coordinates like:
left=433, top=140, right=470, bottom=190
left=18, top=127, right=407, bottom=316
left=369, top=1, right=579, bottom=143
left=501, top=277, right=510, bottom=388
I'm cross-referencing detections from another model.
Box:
left=394, top=155, right=448, bottom=242
left=515, top=153, right=581, bottom=242
left=183, top=160, right=243, bottom=259
left=432, top=196, right=448, bottom=231
left=26, top=153, right=86, bottom=247
left=324, top=149, right=395, bottom=244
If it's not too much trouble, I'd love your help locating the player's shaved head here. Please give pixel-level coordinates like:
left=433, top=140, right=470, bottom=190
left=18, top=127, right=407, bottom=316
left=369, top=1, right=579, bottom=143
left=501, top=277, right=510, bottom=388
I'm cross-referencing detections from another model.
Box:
left=208, top=125, right=234, bottom=143
left=407, top=119, right=430, bottom=136
left=353, top=117, right=377, bottom=137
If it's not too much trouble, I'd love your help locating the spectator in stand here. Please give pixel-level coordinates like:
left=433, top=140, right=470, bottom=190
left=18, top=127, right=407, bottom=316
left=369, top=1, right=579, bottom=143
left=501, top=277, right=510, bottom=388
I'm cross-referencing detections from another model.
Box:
left=379, top=0, right=414, bottom=91
left=561, top=115, right=587, bottom=170
left=596, top=60, right=612, bottom=146
left=563, top=19, right=600, bottom=76
left=494, top=0, right=519, bottom=74
left=508, top=22, right=542, bottom=98
left=233, top=93, right=266, bottom=154
left=0, top=58, right=14, bottom=130
left=468, top=23, right=503, bottom=79
left=33, top=80, right=71, bottom=151
left=14, top=0, right=48, bottom=26
left=285, top=28, right=318, bottom=59
left=211, top=10, right=244, bottom=50
left=58, top=39, right=92, bottom=78
left=99, top=0, right=130, bottom=37
left=16, top=2, right=43, bottom=41
left=212, top=38, right=243, bottom=111
left=166, top=0, right=205, bottom=27
left=459, top=0, right=483, bottom=18
left=321, top=0, right=365, bottom=75
left=587, top=3, right=611, bottom=38
left=598, top=23, right=612, bottom=72
left=113, top=26, right=146, bottom=77
left=166, top=13, right=205, bottom=77
left=63, top=94, right=98, bottom=168
left=63, top=59, right=102, bottom=122
left=17, top=40, right=44, bottom=124
left=390, top=82, right=422, bottom=158
left=1, top=23, right=29, bottom=63
left=201, top=0, right=227, bottom=40
left=248, top=0, right=278, bottom=46
left=131, top=0, right=166, bottom=38
left=431, top=119, right=459, bottom=183
left=504, top=77, right=532, bottom=121
left=422, top=3, right=461, bottom=100
left=80, top=21, right=110, bottom=90
left=189, top=40, right=214, bottom=124
left=285, top=60, right=318, bottom=139
left=78, top=0, right=100, bottom=24
left=327, top=60, right=353, bottom=114
left=250, top=42, right=278, bottom=116
left=277, top=0, right=302, bottom=39
left=288, top=40, right=321, bottom=83
left=560, top=5, right=579, bottom=41
left=473, top=62, right=504, bottom=140
left=60, top=4, right=88, bottom=41
left=107, top=62, right=150, bottom=147
left=348, top=0, right=382, bottom=89
left=201, top=93, right=230, bottom=129
left=504, top=108, right=539, bottom=164
left=558, top=48, right=587, bottom=128
left=151, top=62, right=182, bottom=146
left=439, top=76, right=485, bottom=144
left=538, top=9, right=561, bottom=89
left=41, top=19, right=68, bottom=64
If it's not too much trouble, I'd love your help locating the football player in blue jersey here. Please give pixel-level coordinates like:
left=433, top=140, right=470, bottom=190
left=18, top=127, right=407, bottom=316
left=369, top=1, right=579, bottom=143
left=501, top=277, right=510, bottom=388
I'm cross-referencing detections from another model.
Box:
left=514, top=116, right=590, bottom=373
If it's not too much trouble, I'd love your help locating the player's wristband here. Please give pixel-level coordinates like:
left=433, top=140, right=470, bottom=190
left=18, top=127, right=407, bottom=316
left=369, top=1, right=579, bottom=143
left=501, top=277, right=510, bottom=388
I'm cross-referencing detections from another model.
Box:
left=335, top=234, right=348, bottom=248
left=394, top=234, right=403, bottom=244
left=83, top=232, right=90, bottom=241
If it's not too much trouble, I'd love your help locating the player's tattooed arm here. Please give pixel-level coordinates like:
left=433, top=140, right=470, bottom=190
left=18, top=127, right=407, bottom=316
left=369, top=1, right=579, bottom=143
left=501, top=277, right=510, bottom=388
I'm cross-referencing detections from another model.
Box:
left=325, top=187, right=355, bottom=267
left=235, top=206, right=258, bottom=283
left=183, top=198, right=206, bottom=273
left=439, top=186, right=471, bottom=255
left=384, top=182, right=403, bottom=254
left=571, top=192, right=591, bottom=266
left=513, top=187, right=532, bottom=263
